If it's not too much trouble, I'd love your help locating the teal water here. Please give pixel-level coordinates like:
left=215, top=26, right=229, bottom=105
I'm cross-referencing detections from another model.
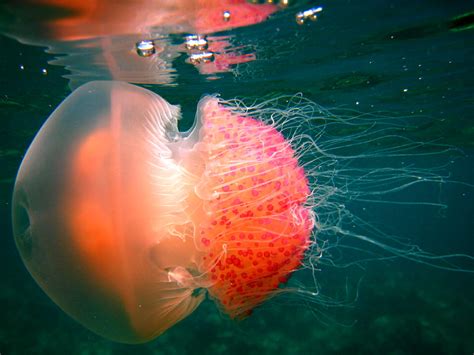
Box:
left=1, top=1, right=473, bottom=354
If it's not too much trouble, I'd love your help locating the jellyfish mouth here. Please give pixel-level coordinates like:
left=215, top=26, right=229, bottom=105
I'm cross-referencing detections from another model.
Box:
left=12, top=189, right=33, bottom=260
left=166, top=266, right=199, bottom=288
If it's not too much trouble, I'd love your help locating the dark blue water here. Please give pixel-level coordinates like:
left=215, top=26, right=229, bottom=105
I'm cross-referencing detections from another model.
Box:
left=1, top=1, right=473, bottom=354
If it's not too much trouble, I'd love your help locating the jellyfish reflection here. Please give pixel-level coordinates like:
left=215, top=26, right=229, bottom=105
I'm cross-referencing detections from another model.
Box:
left=0, top=0, right=280, bottom=87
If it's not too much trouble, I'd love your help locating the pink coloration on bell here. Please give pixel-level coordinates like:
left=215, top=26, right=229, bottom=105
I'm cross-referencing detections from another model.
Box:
left=12, top=81, right=313, bottom=343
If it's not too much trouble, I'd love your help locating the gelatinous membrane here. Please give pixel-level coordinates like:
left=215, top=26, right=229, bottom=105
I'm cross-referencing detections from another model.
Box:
left=12, top=81, right=313, bottom=343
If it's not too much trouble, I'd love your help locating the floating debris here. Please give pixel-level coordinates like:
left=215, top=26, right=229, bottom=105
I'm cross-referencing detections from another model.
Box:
left=135, top=40, right=156, bottom=57
left=189, top=52, right=215, bottom=65
left=296, top=6, right=323, bottom=25
left=185, top=35, right=208, bottom=51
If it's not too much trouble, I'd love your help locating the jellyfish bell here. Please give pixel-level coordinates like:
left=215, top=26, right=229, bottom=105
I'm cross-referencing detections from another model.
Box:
left=12, top=81, right=201, bottom=342
left=12, top=81, right=314, bottom=343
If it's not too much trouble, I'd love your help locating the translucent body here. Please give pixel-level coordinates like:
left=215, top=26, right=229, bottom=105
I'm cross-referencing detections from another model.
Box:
left=12, top=81, right=313, bottom=343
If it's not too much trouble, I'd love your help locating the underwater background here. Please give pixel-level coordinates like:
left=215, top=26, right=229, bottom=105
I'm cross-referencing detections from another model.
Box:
left=0, top=0, right=473, bottom=354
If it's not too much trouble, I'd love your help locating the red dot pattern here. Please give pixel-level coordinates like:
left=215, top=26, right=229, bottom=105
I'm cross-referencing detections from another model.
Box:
left=196, top=98, right=314, bottom=318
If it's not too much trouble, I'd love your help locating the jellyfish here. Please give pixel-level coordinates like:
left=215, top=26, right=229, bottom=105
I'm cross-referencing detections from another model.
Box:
left=12, top=81, right=314, bottom=343
left=12, top=81, right=474, bottom=344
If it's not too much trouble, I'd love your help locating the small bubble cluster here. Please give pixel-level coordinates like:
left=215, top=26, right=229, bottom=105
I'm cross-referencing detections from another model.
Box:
left=196, top=98, right=314, bottom=317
